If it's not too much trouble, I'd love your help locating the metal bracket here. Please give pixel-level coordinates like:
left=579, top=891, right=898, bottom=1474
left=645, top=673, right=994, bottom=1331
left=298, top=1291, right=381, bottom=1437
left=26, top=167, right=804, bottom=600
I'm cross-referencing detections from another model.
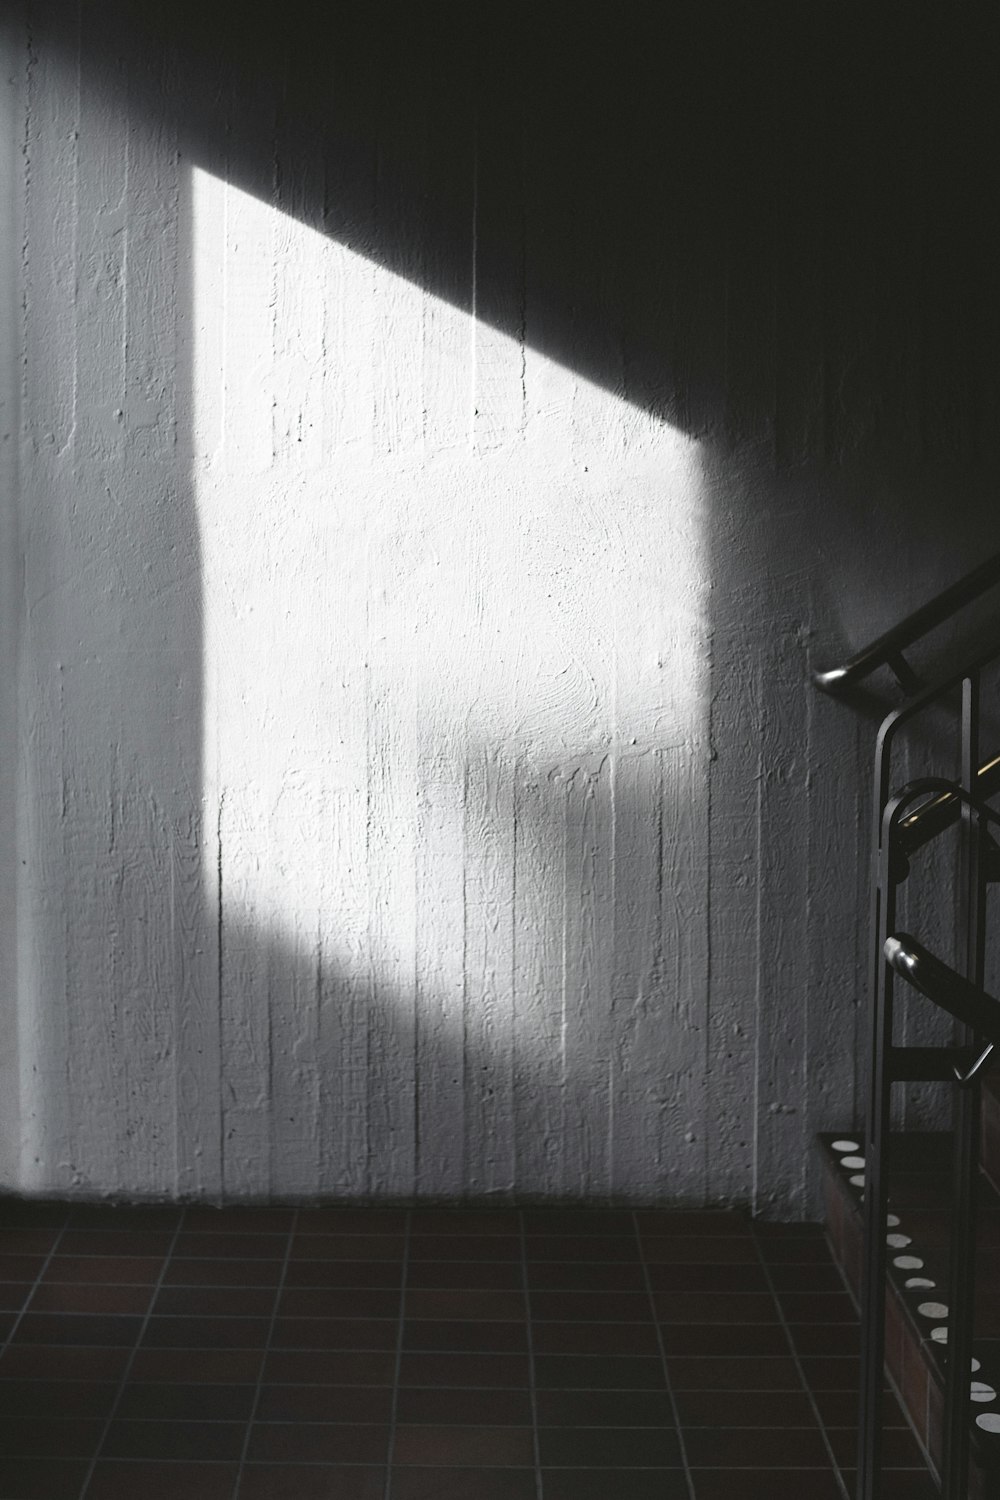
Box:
left=954, top=1041, right=995, bottom=1087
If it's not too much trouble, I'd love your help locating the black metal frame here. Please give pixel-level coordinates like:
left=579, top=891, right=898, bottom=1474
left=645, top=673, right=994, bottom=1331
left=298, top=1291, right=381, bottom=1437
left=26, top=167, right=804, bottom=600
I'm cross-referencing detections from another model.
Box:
left=858, top=646, right=1000, bottom=1500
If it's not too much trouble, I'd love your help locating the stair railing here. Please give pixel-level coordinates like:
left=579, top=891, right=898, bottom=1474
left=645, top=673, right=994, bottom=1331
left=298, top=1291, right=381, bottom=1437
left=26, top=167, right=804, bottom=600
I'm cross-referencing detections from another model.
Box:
left=817, top=568, right=1000, bottom=1500
left=863, top=764, right=995, bottom=1500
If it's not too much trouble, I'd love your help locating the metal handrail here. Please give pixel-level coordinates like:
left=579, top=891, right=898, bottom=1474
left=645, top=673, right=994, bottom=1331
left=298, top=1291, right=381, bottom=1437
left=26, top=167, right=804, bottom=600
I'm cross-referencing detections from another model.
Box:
left=813, top=551, right=1000, bottom=695
left=883, top=933, right=997, bottom=1084
left=873, top=628, right=1000, bottom=816
left=884, top=932, right=1000, bottom=1043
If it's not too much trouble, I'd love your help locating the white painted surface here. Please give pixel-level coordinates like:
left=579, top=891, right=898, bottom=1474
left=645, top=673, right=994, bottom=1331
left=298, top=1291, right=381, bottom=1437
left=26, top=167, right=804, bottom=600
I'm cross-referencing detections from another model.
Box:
left=9, top=4, right=1000, bottom=1211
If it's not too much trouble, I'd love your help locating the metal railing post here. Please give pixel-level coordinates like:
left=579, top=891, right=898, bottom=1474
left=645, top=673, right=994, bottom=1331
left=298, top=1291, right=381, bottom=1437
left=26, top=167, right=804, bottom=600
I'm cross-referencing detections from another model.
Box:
left=940, top=675, right=986, bottom=1497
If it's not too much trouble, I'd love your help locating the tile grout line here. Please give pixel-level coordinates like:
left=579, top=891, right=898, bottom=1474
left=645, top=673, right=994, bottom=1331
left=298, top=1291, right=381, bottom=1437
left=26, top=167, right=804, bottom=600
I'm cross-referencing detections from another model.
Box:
left=1, top=1208, right=72, bottom=1357
left=382, top=1207, right=412, bottom=1500
left=231, top=1206, right=300, bottom=1500
left=519, top=1209, right=543, bottom=1500
left=747, top=1225, right=852, bottom=1500
left=632, top=1210, right=697, bottom=1500
left=76, top=1208, right=189, bottom=1500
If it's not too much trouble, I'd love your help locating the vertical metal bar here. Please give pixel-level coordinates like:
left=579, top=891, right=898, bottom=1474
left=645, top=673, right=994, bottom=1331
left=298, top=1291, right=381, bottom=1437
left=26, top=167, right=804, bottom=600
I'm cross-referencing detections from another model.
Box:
left=857, top=741, right=898, bottom=1500
left=941, top=675, right=985, bottom=1497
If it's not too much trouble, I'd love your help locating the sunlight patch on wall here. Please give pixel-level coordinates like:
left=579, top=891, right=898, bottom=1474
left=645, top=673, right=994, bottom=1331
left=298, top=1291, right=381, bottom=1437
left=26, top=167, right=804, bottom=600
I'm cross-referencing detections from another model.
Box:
left=191, top=164, right=706, bottom=939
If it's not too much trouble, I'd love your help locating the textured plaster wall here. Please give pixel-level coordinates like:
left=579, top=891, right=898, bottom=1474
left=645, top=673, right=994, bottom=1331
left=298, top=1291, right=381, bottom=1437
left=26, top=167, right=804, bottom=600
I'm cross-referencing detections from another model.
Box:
left=7, top=2, right=1000, bottom=1213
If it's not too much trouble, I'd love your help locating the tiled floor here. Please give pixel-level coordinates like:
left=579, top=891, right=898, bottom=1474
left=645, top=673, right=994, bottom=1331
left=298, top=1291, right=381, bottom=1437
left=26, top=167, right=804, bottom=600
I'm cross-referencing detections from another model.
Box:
left=0, top=1200, right=935, bottom=1499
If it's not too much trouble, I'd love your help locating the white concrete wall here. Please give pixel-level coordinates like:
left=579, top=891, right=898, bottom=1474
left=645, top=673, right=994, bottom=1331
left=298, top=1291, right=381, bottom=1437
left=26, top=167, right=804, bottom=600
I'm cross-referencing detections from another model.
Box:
left=9, top=2, right=1000, bottom=1211
left=0, top=9, right=23, bottom=1187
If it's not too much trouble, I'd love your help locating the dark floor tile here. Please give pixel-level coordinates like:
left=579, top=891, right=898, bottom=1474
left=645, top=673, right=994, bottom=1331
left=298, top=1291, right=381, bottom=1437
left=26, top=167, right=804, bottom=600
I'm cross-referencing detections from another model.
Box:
left=43, top=1255, right=163, bottom=1285
left=530, top=1290, right=652, bottom=1322
left=659, top=1323, right=789, bottom=1357
left=115, top=1382, right=258, bottom=1421
left=0, top=1254, right=46, bottom=1281
left=246, top=1421, right=390, bottom=1464
left=28, top=1281, right=152, bottom=1315
left=535, top=1389, right=674, bottom=1426
left=778, top=1291, right=857, bottom=1324
left=129, top=1348, right=264, bottom=1384
left=277, top=1287, right=400, bottom=1319
left=828, top=1424, right=926, bottom=1467
left=667, top=1356, right=802, bottom=1390
left=837, top=1472, right=939, bottom=1500
left=812, top=1389, right=904, bottom=1427
left=534, top=1355, right=666, bottom=1390
left=67, top=1206, right=183, bottom=1232
left=0, top=1458, right=89, bottom=1499
left=238, top=1465, right=385, bottom=1500
left=675, top=1388, right=817, bottom=1426
left=153, top=1285, right=278, bottom=1317
left=255, top=1383, right=394, bottom=1423
left=141, top=1315, right=270, bottom=1349
left=0, top=1202, right=69, bottom=1229
left=766, top=1263, right=849, bottom=1294
left=395, top=1387, right=533, bottom=1425
left=270, top=1317, right=398, bottom=1351
left=684, top=1426, right=831, bottom=1466
left=542, top=1470, right=690, bottom=1500
left=398, top=1352, right=530, bottom=1388
left=0, top=1416, right=105, bottom=1456
left=409, top=1235, right=520, bottom=1262
left=532, top=1321, right=660, bottom=1356
left=182, top=1208, right=295, bottom=1234
left=754, top=1238, right=834, bottom=1264
left=85, top=1460, right=240, bottom=1499
left=798, top=1357, right=868, bottom=1392
left=100, top=1418, right=246, bottom=1461
left=405, top=1290, right=525, bottom=1321
left=0, top=1284, right=30, bottom=1312
left=392, top=1423, right=535, bottom=1465
left=691, top=1471, right=843, bottom=1499
left=523, top=1210, right=635, bottom=1236
left=162, top=1257, right=284, bottom=1288
left=0, top=1344, right=132, bottom=1380
left=389, top=1469, right=536, bottom=1500
left=0, top=1230, right=60, bottom=1256
left=292, top=1234, right=405, bottom=1261
left=407, top=1261, right=524, bottom=1291
left=296, top=1207, right=407, bottom=1234
left=402, top=1319, right=528, bottom=1353
left=752, top=1222, right=824, bottom=1240
left=538, top=1425, right=682, bottom=1466
left=283, top=1259, right=402, bottom=1289
left=58, top=1231, right=173, bottom=1258
left=641, top=1237, right=758, bottom=1265
left=13, top=1313, right=142, bottom=1346
left=635, top=1210, right=748, bottom=1237
left=0, top=1378, right=119, bottom=1418
left=410, top=1211, right=521, bottom=1236
left=652, top=1292, right=778, bottom=1324
left=789, top=1323, right=859, bottom=1356
left=525, top=1236, right=640, bottom=1264
left=172, top=1232, right=287, bottom=1260
left=262, top=1349, right=396, bottom=1385
left=646, top=1263, right=770, bottom=1294
left=527, top=1261, right=647, bottom=1291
